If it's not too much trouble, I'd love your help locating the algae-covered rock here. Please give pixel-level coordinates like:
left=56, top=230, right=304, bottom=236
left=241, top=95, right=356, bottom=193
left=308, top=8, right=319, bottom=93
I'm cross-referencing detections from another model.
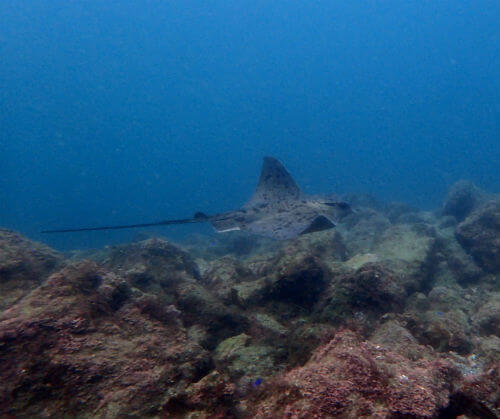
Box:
left=104, top=238, right=200, bottom=291
left=476, top=335, right=500, bottom=364
left=340, top=263, right=406, bottom=311
left=202, top=256, right=255, bottom=303
left=456, top=200, right=500, bottom=273
left=342, top=209, right=391, bottom=255
left=472, top=292, right=500, bottom=337
left=250, top=330, right=459, bottom=418
left=0, top=261, right=210, bottom=418
left=427, top=285, right=467, bottom=311
left=0, top=229, right=63, bottom=310
left=214, top=334, right=279, bottom=387
left=372, top=224, right=437, bottom=292
left=442, top=180, right=488, bottom=222
left=230, top=277, right=269, bottom=308
left=344, top=252, right=380, bottom=270
left=404, top=309, right=473, bottom=355
left=105, top=239, right=248, bottom=345
left=454, top=363, right=500, bottom=418
left=2, top=187, right=500, bottom=418
left=398, top=210, right=438, bottom=225
left=317, top=263, right=406, bottom=326
left=263, top=253, right=328, bottom=312
left=405, top=291, right=431, bottom=311
left=175, top=279, right=248, bottom=344
left=224, top=250, right=328, bottom=314
left=371, top=319, right=425, bottom=361
left=176, top=370, right=237, bottom=417
left=282, top=230, right=348, bottom=264
left=432, top=234, right=484, bottom=286
left=250, top=312, right=288, bottom=340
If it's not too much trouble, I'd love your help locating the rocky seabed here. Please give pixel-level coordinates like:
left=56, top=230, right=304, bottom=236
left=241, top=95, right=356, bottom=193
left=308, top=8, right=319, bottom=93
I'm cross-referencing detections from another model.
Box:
left=0, top=181, right=498, bottom=418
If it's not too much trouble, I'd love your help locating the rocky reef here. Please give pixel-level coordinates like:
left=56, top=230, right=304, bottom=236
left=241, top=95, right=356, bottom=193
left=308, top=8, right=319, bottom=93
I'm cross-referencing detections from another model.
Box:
left=0, top=180, right=499, bottom=418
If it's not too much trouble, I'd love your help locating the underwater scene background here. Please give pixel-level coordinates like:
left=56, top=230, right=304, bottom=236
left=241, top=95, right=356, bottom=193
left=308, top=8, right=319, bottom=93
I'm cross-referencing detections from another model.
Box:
left=1, top=1, right=499, bottom=418
left=1, top=1, right=499, bottom=250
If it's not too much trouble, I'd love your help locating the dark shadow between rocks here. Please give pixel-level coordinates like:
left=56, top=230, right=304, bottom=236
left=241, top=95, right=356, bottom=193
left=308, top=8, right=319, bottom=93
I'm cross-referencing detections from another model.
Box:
left=438, top=392, right=498, bottom=419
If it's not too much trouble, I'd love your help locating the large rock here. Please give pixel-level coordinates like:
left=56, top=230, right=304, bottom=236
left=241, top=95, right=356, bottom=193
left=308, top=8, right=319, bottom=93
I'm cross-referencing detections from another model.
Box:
left=104, top=239, right=248, bottom=344
left=442, top=180, right=488, bottom=222
left=104, top=238, right=200, bottom=292
left=214, top=333, right=280, bottom=388
left=403, top=309, right=473, bottom=355
left=250, top=330, right=459, bottom=418
left=201, top=256, right=256, bottom=303
left=317, top=263, right=406, bottom=326
left=262, top=253, right=328, bottom=312
left=432, top=234, right=484, bottom=286
left=472, top=292, right=500, bottom=337
left=0, top=261, right=210, bottom=417
left=282, top=230, right=348, bottom=264
left=456, top=200, right=500, bottom=272
left=371, top=319, right=424, bottom=361
left=0, top=229, right=63, bottom=310
left=372, top=224, right=438, bottom=292
left=342, top=209, right=391, bottom=256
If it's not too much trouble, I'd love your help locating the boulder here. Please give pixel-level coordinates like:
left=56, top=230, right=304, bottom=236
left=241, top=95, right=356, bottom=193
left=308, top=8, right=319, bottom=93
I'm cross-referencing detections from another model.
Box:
left=250, top=330, right=459, bottom=418
left=372, top=224, right=438, bottom=292
left=202, top=256, right=255, bottom=303
left=472, top=292, right=500, bottom=337
left=104, top=238, right=200, bottom=292
left=442, top=180, right=488, bottom=222
left=0, top=229, right=63, bottom=311
left=342, top=209, right=391, bottom=256
left=316, top=262, right=406, bottom=332
left=403, top=309, right=473, bottom=355
left=214, top=333, right=280, bottom=387
left=105, top=239, right=248, bottom=344
left=0, top=261, right=209, bottom=417
left=456, top=200, right=500, bottom=273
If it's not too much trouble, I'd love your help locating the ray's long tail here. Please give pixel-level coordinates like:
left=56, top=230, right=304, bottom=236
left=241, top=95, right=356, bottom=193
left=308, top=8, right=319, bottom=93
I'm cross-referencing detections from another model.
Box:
left=41, top=213, right=209, bottom=234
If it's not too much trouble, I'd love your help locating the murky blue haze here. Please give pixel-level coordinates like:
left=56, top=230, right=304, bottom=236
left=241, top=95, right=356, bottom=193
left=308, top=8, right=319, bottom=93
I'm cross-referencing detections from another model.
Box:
left=1, top=1, right=499, bottom=250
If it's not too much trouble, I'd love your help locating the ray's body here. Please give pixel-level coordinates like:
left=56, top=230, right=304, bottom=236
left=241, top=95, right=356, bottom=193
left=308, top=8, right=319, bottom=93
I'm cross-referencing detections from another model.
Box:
left=42, top=157, right=351, bottom=240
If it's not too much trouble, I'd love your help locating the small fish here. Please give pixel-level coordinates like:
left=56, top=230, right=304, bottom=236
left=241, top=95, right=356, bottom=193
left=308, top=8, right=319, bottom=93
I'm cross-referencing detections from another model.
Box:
left=252, top=378, right=262, bottom=388
left=437, top=311, right=444, bottom=317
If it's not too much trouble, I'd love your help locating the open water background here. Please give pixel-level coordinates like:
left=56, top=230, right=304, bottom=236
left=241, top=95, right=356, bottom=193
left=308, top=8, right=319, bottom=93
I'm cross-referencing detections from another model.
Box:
left=1, top=1, right=499, bottom=250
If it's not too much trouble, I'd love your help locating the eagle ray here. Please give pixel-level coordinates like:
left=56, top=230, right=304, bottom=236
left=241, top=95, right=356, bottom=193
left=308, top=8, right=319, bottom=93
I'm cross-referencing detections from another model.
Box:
left=42, top=157, right=352, bottom=240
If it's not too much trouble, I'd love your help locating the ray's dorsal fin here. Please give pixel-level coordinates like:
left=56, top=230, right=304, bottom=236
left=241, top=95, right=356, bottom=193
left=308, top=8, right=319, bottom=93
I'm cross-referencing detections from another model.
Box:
left=245, top=156, right=301, bottom=207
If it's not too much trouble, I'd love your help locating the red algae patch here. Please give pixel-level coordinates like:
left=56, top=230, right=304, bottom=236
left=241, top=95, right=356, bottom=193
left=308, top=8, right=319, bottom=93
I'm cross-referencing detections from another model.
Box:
left=251, top=330, right=458, bottom=418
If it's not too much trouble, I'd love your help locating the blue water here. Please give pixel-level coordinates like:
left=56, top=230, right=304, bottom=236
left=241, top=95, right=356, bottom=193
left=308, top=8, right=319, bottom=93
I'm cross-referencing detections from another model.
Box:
left=1, top=1, right=499, bottom=250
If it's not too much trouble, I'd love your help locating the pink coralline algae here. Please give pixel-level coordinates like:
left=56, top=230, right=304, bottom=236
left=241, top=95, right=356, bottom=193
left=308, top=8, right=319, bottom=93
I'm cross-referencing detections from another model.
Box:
left=252, top=330, right=458, bottom=418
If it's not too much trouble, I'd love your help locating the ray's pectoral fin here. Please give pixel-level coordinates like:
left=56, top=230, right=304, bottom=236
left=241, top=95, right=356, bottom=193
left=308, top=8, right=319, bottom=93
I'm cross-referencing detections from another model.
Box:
left=300, top=215, right=335, bottom=235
